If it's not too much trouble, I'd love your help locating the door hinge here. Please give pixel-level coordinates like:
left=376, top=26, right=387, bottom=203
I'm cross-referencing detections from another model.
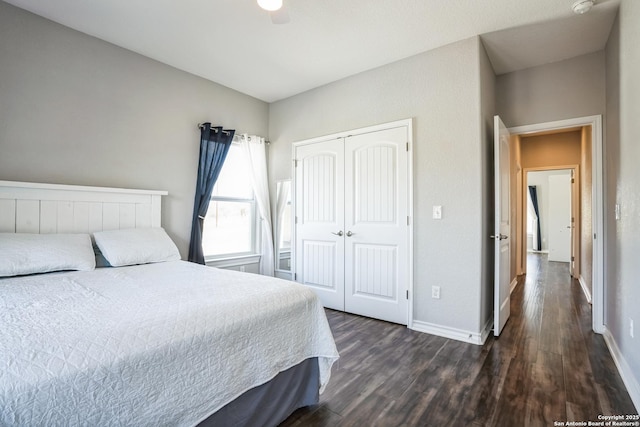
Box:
left=293, top=159, right=298, bottom=167
left=406, top=290, right=409, bottom=299
left=594, top=233, right=597, bottom=239
left=571, top=178, right=575, bottom=184
left=571, top=256, right=575, bottom=261
left=293, top=273, right=297, bottom=280
left=295, top=216, right=298, bottom=224
left=406, top=142, right=409, bottom=152
left=407, top=216, right=410, bottom=226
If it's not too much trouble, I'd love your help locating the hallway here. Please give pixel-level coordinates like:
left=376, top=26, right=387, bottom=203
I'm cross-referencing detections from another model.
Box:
left=282, top=253, right=637, bottom=426
left=490, top=253, right=637, bottom=424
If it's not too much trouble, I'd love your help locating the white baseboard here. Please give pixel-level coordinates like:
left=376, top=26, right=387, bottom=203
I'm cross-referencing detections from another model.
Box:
left=510, top=277, right=518, bottom=294
left=411, top=318, right=491, bottom=346
left=603, top=328, right=640, bottom=412
left=578, top=275, right=592, bottom=303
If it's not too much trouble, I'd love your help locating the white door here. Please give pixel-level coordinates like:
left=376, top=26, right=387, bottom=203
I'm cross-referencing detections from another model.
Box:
left=294, top=138, right=345, bottom=310
left=548, top=173, right=572, bottom=263
left=494, top=116, right=511, bottom=337
left=343, top=128, right=409, bottom=324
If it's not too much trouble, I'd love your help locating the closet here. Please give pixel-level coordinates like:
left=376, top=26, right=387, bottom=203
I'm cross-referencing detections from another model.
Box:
left=293, top=120, right=412, bottom=325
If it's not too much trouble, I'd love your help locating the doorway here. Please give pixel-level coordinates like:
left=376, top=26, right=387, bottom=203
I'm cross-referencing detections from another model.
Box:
left=507, top=115, right=603, bottom=333
left=526, top=168, right=576, bottom=267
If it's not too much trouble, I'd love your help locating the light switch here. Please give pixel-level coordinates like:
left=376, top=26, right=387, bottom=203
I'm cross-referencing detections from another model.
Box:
left=433, top=205, right=442, bottom=220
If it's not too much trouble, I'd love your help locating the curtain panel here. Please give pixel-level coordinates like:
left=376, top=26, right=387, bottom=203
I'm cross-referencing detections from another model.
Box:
left=528, top=185, right=542, bottom=252
left=188, top=123, right=235, bottom=264
left=240, top=134, right=275, bottom=276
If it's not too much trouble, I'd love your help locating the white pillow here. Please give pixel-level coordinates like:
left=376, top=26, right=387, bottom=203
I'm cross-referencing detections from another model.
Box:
left=0, top=233, right=96, bottom=277
left=93, top=227, right=180, bottom=267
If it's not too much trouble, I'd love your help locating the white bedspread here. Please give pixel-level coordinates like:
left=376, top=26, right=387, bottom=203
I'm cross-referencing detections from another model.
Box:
left=0, top=261, right=339, bottom=426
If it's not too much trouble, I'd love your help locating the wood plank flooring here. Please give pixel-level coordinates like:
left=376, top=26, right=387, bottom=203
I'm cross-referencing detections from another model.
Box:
left=281, top=254, right=637, bottom=426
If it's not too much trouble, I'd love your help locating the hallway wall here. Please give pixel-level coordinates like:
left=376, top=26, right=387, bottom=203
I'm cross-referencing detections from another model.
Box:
left=496, top=51, right=606, bottom=128
left=605, top=1, right=640, bottom=409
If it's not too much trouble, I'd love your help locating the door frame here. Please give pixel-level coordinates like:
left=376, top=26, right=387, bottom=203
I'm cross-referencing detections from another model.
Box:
left=508, top=115, right=604, bottom=334
left=291, top=118, right=414, bottom=327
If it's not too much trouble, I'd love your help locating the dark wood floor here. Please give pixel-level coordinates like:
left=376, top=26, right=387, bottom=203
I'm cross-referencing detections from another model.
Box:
left=281, top=253, right=637, bottom=426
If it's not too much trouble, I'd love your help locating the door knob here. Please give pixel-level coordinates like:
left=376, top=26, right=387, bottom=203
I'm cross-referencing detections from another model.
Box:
left=331, top=231, right=343, bottom=236
left=346, top=231, right=354, bottom=237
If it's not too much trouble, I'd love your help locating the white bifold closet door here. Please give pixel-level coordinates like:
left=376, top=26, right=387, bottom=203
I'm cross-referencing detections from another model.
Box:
left=295, top=126, right=409, bottom=325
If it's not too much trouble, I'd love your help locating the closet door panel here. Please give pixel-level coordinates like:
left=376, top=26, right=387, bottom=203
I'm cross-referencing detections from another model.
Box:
left=294, top=138, right=345, bottom=310
left=344, top=127, right=409, bottom=324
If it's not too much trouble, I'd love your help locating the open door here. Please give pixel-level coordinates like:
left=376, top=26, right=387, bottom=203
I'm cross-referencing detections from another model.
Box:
left=494, top=115, right=511, bottom=337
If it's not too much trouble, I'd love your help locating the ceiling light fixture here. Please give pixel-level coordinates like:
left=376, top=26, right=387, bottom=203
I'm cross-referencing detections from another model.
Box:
left=257, top=0, right=282, bottom=12
left=572, top=0, right=594, bottom=14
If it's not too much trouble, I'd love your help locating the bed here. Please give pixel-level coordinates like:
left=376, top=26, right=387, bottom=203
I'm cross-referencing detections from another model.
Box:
left=0, top=180, right=339, bottom=427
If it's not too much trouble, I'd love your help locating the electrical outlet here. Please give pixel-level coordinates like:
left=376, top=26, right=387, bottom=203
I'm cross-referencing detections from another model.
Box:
left=432, top=286, right=441, bottom=299
left=630, top=318, right=635, bottom=338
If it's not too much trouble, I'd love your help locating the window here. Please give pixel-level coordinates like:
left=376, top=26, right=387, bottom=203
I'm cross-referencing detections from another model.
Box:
left=202, top=144, right=258, bottom=258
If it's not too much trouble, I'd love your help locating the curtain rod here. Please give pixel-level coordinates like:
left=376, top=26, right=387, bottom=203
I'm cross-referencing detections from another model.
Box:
left=197, top=123, right=270, bottom=144
left=197, top=122, right=232, bottom=136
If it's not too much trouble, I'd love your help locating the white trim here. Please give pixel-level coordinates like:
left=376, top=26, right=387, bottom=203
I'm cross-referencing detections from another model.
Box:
left=603, top=328, right=640, bottom=412
left=508, top=115, right=604, bottom=334
left=0, top=180, right=167, bottom=196
left=291, top=118, right=413, bottom=148
left=274, top=270, right=293, bottom=280
left=578, top=275, right=592, bottom=303
left=509, top=277, right=518, bottom=294
left=406, top=119, right=415, bottom=330
left=411, top=318, right=491, bottom=346
left=205, top=254, right=261, bottom=269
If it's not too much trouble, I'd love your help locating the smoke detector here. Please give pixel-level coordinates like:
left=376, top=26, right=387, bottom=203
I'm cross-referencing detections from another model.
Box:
left=572, top=0, right=594, bottom=14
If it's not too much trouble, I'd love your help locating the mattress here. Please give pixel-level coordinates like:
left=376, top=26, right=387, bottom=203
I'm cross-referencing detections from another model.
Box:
left=0, top=261, right=339, bottom=426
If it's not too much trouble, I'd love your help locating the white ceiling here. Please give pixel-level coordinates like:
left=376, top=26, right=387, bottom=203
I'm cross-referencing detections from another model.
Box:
left=4, top=0, right=620, bottom=103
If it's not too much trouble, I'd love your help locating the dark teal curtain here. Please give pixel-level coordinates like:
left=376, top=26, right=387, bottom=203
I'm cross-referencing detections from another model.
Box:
left=528, top=185, right=542, bottom=251
left=188, top=123, right=235, bottom=264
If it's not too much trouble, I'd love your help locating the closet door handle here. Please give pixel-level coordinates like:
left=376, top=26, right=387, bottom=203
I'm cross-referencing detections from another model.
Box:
left=346, top=231, right=354, bottom=237
left=331, top=231, right=343, bottom=237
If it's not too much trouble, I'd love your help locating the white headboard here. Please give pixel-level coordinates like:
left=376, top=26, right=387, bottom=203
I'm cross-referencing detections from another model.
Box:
left=0, top=181, right=168, bottom=234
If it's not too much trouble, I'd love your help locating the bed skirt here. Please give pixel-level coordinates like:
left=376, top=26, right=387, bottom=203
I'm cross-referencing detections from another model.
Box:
left=198, top=357, right=320, bottom=427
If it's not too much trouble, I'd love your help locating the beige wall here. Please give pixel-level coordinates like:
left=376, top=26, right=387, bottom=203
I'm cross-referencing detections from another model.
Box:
left=605, top=0, right=640, bottom=402
left=520, top=130, right=582, bottom=169
left=0, top=2, right=269, bottom=258
left=269, top=37, right=489, bottom=335
left=510, top=136, right=522, bottom=280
